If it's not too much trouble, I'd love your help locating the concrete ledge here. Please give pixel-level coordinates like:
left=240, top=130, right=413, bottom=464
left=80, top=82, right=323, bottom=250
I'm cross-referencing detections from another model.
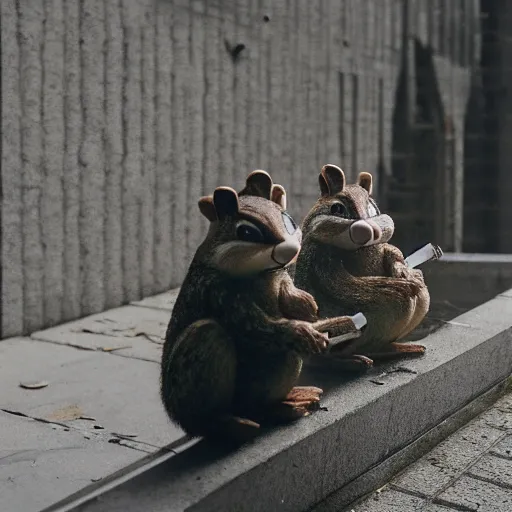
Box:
left=44, top=289, right=512, bottom=512
left=423, top=252, right=512, bottom=312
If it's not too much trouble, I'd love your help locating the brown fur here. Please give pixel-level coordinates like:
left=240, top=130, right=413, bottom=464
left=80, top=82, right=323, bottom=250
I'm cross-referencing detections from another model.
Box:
left=161, top=171, right=360, bottom=442
left=294, top=166, right=430, bottom=364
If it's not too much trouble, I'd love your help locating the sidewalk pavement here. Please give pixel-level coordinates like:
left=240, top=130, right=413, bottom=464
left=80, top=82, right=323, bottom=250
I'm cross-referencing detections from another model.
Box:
left=0, top=290, right=184, bottom=512
left=350, top=388, right=512, bottom=512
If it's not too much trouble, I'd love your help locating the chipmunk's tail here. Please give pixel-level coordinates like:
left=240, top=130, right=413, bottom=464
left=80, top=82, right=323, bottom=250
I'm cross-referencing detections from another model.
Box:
left=176, top=414, right=260, bottom=446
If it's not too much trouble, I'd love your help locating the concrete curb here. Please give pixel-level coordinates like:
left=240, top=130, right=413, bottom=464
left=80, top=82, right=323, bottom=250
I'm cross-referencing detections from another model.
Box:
left=43, top=289, right=512, bottom=512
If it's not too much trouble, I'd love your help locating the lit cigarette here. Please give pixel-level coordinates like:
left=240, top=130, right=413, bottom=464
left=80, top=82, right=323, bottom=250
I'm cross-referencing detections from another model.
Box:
left=327, top=313, right=367, bottom=351
left=404, top=243, right=443, bottom=269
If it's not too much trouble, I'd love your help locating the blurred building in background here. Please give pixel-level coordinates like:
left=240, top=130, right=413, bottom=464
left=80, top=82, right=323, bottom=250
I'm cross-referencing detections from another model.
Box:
left=1, top=0, right=510, bottom=337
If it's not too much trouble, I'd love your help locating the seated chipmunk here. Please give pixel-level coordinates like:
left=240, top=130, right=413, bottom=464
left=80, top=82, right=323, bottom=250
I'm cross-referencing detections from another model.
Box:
left=160, top=170, right=361, bottom=442
left=294, top=164, right=429, bottom=370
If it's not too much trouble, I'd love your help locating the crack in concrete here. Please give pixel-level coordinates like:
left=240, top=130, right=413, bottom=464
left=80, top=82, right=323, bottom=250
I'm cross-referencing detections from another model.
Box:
left=1, top=408, right=157, bottom=454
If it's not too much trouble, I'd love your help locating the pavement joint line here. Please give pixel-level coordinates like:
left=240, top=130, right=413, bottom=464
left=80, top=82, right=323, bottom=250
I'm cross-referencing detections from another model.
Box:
left=104, top=350, right=159, bottom=364
left=128, top=302, right=174, bottom=312
left=29, top=335, right=97, bottom=352
left=488, top=451, right=512, bottom=461
left=27, top=333, right=160, bottom=364
left=387, top=484, right=430, bottom=500
left=431, top=498, right=475, bottom=511
left=464, top=471, right=512, bottom=492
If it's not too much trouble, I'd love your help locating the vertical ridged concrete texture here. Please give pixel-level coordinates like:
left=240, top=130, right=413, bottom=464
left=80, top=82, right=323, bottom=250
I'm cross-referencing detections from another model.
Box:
left=1, top=0, right=479, bottom=337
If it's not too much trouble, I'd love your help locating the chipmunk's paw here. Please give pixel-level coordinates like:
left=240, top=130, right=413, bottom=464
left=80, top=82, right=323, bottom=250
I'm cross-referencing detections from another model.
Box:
left=294, top=322, right=329, bottom=354
left=267, top=388, right=324, bottom=424
left=284, top=386, right=323, bottom=408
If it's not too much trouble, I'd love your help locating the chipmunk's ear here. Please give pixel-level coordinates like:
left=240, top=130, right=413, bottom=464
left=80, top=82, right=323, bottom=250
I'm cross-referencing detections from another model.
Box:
left=358, top=172, right=373, bottom=195
left=271, top=184, right=287, bottom=210
left=198, top=196, right=218, bottom=222
left=239, top=170, right=273, bottom=200
left=213, top=186, right=240, bottom=220
left=319, top=164, right=345, bottom=197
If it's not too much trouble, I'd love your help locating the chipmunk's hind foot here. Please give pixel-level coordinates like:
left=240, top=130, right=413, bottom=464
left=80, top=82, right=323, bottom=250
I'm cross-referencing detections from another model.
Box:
left=285, top=385, right=323, bottom=404
left=264, top=386, right=324, bottom=424
left=366, top=342, right=426, bottom=362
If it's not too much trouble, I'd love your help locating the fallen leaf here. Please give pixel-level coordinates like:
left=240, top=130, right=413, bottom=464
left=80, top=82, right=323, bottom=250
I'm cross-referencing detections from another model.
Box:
left=101, top=345, right=132, bottom=352
left=46, top=405, right=83, bottom=422
left=79, top=415, right=96, bottom=421
left=19, top=380, right=49, bottom=390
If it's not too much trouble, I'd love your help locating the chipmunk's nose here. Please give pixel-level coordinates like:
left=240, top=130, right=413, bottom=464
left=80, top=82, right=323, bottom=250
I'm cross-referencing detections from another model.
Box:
left=366, top=220, right=382, bottom=241
left=349, top=220, right=374, bottom=245
left=272, top=238, right=301, bottom=265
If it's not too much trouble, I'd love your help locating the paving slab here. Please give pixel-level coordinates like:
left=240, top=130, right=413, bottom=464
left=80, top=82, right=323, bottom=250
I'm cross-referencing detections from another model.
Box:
left=352, top=387, right=512, bottom=512
left=479, top=393, right=512, bottom=430
left=489, top=434, right=512, bottom=459
left=0, top=411, right=142, bottom=512
left=392, top=418, right=504, bottom=497
left=435, top=475, right=512, bottom=511
left=468, top=453, right=512, bottom=488
left=351, top=488, right=426, bottom=511
left=30, top=305, right=171, bottom=363
left=0, top=337, right=183, bottom=449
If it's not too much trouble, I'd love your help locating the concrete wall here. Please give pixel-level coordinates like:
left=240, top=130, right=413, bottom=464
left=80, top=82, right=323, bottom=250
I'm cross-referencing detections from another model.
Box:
left=0, top=0, right=480, bottom=337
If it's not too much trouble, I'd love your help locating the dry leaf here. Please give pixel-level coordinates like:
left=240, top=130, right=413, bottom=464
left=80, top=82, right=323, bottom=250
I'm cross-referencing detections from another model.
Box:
left=19, top=380, right=49, bottom=390
left=46, top=404, right=83, bottom=422
left=101, top=345, right=132, bottom=352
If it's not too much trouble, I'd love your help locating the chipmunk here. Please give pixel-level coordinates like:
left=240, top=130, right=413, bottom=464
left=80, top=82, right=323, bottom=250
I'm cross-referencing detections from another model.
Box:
left=294, top=164, right=429, bottom=370
left=160, top=170, right=361, bottom=442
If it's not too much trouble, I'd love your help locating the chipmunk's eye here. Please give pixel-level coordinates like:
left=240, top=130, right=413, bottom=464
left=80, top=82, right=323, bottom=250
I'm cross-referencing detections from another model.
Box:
left=282, top=212, right=297, bottom=234
left=368, top=200, right=380, bottom=218
left=236, top=221, right=264, bottom=243
left=330, top=202, right=347, bottom=217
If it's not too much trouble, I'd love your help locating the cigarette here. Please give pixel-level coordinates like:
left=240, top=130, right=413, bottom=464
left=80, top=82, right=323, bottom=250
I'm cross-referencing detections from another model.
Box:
left=404, top=243, right=443, bottom=269
left=351, top=312, right=367, bottom=330
left=327, top=313, right=367, bottom=351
